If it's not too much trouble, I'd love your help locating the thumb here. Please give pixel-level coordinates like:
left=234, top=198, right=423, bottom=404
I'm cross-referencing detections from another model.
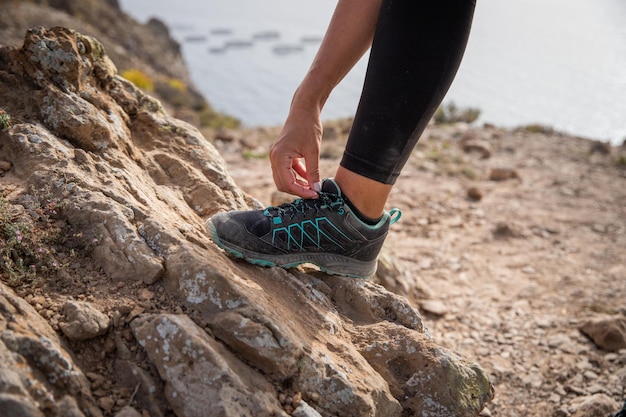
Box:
left=305, top=153, right=322, bottom=193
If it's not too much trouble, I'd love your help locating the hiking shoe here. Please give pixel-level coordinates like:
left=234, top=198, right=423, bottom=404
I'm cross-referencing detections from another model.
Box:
left=206, top=178, right=401, bottom=278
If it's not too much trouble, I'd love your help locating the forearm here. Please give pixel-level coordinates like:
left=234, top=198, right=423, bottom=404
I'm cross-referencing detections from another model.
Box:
left=291, top=0, right=383, bottom=111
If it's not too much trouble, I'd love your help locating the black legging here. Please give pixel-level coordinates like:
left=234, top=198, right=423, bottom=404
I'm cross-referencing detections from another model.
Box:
left=340, top=0, right=476, bottom=184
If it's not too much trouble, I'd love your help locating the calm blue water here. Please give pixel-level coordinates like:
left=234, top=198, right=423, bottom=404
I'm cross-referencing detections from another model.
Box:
left=120, top=0, right=626, bottom=145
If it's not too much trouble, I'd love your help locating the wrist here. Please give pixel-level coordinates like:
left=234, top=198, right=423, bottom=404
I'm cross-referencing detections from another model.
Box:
left=291, top=70, right=334, bottom=112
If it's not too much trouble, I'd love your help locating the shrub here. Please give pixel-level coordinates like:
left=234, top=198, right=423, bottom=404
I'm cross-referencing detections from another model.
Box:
left=518, top=124, right=555, bottom=134
left=0, top=189, right=65, bottom=287
left=121, top=69, right=154, bottom=91
left=434, top=102, right=481, bottom=124
left=0, top=108, right=11, bottom=130
left=198, top=105, right=240, bottom=129
left=168, top=78, right=187, bottom=92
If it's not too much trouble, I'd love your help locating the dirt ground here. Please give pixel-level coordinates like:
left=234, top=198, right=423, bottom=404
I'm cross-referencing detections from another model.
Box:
left=215, top=120, right=626, bottom=417
left=2, top=119, right=625, bottom=417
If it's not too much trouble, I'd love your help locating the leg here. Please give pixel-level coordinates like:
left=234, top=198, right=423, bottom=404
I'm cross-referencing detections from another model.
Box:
left=208, top=0, right=476, bottom=277
left=337, top=0, right=476, bottom=218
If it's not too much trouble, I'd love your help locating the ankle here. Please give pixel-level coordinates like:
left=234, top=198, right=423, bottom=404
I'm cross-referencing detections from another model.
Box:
left=343, top=194, right=382, bottom=225
left=334, top=168, right=392, bottom=219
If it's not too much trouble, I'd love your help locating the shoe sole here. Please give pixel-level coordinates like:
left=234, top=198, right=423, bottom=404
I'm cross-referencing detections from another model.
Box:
left=207, top=220, right=376, bottom=279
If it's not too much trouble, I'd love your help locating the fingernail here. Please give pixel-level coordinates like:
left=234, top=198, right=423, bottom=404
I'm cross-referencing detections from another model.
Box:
left=312, top=182, right=321, bottom=192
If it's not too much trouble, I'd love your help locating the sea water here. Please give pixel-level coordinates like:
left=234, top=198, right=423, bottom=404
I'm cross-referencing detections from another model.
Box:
left=119, top=0, right=626, bottom=145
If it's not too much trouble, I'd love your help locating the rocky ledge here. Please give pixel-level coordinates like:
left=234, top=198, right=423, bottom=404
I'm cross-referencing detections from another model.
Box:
left=0, top=27, right=494, bottom=417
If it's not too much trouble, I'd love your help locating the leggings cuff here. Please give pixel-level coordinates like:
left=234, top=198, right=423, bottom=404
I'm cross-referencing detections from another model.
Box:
left=340, top=152, right=399, bottom=185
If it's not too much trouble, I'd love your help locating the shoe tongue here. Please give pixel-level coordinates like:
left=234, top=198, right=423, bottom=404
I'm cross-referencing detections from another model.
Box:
left=321, top=179, right=342, bottom=196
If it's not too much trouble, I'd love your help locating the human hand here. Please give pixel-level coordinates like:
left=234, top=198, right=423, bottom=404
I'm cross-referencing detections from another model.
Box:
left=269, top=106, right=322, bottom=199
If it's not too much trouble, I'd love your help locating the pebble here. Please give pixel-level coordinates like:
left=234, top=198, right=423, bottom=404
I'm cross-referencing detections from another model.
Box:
left=467, top=186, right=483, bottom=201
left=114, top=406, right=142, bottom=417
left=98, top=397, right=115, bottom=414
left=137, top=288, right=154, bottom=302
left=420, top=300, right=448, bottom=316
left=583, top=370, right=598, bottom=380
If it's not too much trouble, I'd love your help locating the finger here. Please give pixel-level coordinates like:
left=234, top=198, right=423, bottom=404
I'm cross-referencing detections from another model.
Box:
left=292, top=158, right=308, bottom=180
left=304, top=157, right=321, bottom=194
left=272, top=157, right=317, bottom=199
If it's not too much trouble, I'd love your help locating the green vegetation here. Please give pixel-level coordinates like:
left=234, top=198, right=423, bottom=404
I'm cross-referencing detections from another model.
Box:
left=0, top=108, right=11, bottom=130
left=0, top=188, right=66, bottom=287
left=198, top=104, right=240, bottom=129
left=434, top=102, right=481, bottom=124
left=242, top=150, right=268, bottom=159
left=121, top=69, right=154, bottom=91
left=518, top=124, right=555, bottom=134
left=167, top=78, right=187, bottom=92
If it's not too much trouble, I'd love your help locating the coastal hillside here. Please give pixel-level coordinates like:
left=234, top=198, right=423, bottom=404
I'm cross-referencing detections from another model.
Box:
left=0, top=4, right=625, bottom=417
left=0, top=0, right=237, bottom=128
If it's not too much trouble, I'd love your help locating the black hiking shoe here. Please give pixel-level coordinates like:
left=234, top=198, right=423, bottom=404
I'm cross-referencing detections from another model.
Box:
left=206, top=178, right=401, bottom=278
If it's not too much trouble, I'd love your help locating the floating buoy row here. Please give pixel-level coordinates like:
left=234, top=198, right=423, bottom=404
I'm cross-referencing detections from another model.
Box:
left=180, top=28, right=322, bottom=55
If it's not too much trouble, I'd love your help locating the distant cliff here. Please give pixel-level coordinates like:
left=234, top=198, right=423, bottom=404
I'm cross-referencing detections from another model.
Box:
left=0, top=0, right=238, bottom=128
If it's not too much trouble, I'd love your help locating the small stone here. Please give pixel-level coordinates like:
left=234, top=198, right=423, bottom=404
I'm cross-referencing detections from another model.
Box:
left=137, top=288, right=154, bottom=302
left=292, top=400, right=323, bottom=417
left=461, top=139, right=492, bottom=159
left=420, top=300, right=449, bottom=316
left=479, top=406, right=492, bottom=416
left=114, top=406, right=142, bottom=417
left=571, top=394, right=619, bottom=417
left=587, top=384, right=606, bottom=394
left=583, top=370, right=598, bottom=380
left=589, top=141, right=611, bottom=155
left=467, top=186, right=483, bottom=201
left=98, top=397, right=116, bottom=414
left=489, top=168, right=519, bottom=181
left=549, top=393, right=561, bottom=403
left=59, top=300, right=110, bottom=341
left=493, top=222, right=520, bottom=238
left=580, top=315, right=626, bottom=352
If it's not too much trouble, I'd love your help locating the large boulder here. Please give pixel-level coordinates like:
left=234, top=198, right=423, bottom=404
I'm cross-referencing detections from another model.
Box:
left=0, top=27, right=494, bottom=416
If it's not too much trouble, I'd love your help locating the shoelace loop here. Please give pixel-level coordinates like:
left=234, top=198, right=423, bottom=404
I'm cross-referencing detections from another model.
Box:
left=263, top=192, right=345, bottom=220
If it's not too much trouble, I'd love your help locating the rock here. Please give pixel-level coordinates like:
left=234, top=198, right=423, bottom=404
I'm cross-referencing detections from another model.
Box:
left=114, top=406, right=143, bottom=417
left=59, top=300, right=110, bottom=341
left=580, top=316, right=626, bottom=352
left=461, top=139, right=492, bottom=159
left=0, top=283, right=102, bottom=417
left=570, top=393, right=620, bottom=417
left=0, top=25, right=494, bottom=417
left=0, top=393, right=44, bottom=417
left=353, top=322, right=494, bottom=417
left=292, top=400, right=323, bottom=417
left=493, top=222, right=522, bottom=239
left=98, top=396, right=115, bottom=414
left=0, top=160, right=11, bottom=172
left=372, top=249, right=434, bottom=304
left=467, top=186, right=483, bottom=201
left=113, top=357, right=167, bottom=417
left=489, top=168, right=519, bottom=181
left=131, top=314, right=288, bottom=417
left=420, top=299, right=449, bottom=316
left=589, top=141, right=611, bottom=155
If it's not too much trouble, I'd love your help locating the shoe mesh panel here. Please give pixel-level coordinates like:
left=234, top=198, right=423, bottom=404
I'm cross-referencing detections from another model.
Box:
left=232, top=211, right=270, bottom=236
